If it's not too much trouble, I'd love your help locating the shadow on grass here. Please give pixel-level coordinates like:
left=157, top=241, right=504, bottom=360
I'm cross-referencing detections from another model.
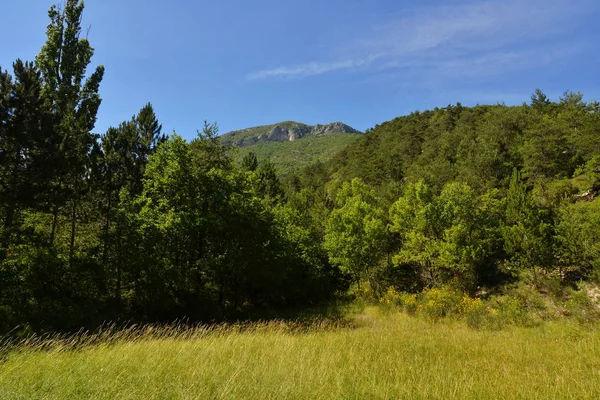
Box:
left=0, top=296, right=359, bottom=358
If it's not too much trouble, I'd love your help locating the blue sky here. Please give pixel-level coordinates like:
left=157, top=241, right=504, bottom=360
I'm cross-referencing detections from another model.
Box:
left=2, top=0, right=600, bottom=139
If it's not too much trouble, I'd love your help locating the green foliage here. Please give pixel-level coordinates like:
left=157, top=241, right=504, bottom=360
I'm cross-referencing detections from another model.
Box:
left=564, top=284, right=600, bottom=324
left=3, top=0, right=600, bottom=335
left=241, top=151, right=259, bottom=172
left=256, top=159, right=284, bottom=203
left=235, top=133, right=361, bottom=176
left=389, top=181, right=502, bottom=291
left=574, top=155, right=600, bottom=190
left=556, top=199, right=600, bottom=281
left=324, top=179, right=387, bottom=288
left=0, top=1, right=340, bottom=333
left=501, top=169, right=554, bottom=276
left=420, top=286, right=464, bottom=320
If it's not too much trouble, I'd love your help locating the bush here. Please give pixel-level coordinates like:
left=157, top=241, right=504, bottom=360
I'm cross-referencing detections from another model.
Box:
left=564, top=285, right=600, bottom=324
left=460, top=296, right=489, bottom=329
left=420, top=287, right=463, bottom=321
left=376, top=284, right=554, bottom=330
left=492, top=296, right=533, bottom=327
left=379, top=288, right=418, bottom=314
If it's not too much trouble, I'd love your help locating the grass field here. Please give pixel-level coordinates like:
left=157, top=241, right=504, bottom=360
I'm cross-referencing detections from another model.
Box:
left=1, top=309, right=599, bottom=399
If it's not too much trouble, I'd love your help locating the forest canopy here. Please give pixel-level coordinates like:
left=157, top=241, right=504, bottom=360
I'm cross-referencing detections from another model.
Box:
left=1, top=0, right=600, bottom=334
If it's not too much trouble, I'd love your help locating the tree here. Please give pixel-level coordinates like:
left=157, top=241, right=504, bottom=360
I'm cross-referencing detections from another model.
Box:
left=501, top=169, right=554, bottom=278
left=0, top=61, right=47, bottom=250
left=132, top=103, right=166, bottom=194
left=556, top=200, right=600, bottom=282
left=389, top=181, right=438, bottom=287
left=241, top=151, right=259, bottom=172
left=560, top=90, right=585, bottom=109
left=35, top=0, right=104, bottom=261
left=531, top=89, right=550, bottom=109
left=389, top=181, right=502, bottom=291
left=324, top=178, right=387, bottom=289
left=522, top=116, right=577, bottom=180
left=256, top=159, right=283, bottom=203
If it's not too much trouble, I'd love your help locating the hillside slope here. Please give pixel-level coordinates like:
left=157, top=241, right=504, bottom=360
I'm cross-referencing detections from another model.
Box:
left=221, top=121, right=362, bottom=174
left=318, top=99, right=600, bottom=194
left=234, top=133, right=361, bottom=175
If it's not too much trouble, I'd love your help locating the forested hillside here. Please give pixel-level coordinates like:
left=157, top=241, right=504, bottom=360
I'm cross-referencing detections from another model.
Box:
left=287, top=93, right=600, bottom=294
left=1, top=0, right=600, bottom=335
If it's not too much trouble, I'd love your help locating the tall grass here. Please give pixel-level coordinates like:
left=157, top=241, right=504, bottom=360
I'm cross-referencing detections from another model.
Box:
left=1, top=309, right=599, bottom=399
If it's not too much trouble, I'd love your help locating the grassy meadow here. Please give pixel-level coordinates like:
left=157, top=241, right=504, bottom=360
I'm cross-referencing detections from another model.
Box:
left=1, top=308, right=600, bottom=399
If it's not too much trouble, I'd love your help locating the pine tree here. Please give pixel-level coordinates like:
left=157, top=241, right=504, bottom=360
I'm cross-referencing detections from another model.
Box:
left=34, top=0, right=104, bottom=266
left=242, top=151, right=259, bottom=172
left=501, top=169, right=554, bottom=278
left=0, top=61, right=47, bottom=250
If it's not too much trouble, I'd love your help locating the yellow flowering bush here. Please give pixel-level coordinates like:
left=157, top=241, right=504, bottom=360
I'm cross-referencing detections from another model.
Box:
left=374, top=286, right=534, bottom=330
left=379, top=287, right=401, bottom=305
left=421, top=287, right=463, bottom=320
left=459, top=296, right=491, bottom=329
left=399, top=293, right=418, bottom=314
left=378, top=288, right=420, bottom=314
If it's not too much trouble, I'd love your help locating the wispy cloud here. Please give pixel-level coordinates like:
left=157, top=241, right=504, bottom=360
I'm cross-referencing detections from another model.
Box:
left=247, top=58, right=373, bottom=80
left=247, top=0, right=591, bottom=81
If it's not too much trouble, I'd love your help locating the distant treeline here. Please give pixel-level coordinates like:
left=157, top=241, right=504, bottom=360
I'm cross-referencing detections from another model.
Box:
left=1, top=1, right=599, bottom=333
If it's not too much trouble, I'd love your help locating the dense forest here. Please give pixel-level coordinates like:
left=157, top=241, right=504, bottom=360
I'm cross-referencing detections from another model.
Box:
left=1, top=1, right=599, bottom=334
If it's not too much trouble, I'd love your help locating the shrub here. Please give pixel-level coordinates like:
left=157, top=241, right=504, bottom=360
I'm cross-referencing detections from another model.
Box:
left=564, top=285, right=600, bottom=324
left=493, top=296, right=533, bottom=327
left=420, top=287, right=463, bottom=321
left=460, top=296, right=490, bottom=329
left=379, top=288, right=419, bottom=314
left=399, top=293, right=419, bottom=315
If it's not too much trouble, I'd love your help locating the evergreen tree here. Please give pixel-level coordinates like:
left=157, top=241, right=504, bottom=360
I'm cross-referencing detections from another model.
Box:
left=0, top=62, right=44, bottom=249
left=531, top=89, right=550, bottom=109
left=35, top=0, right=104, bottom=258
left=256, top=159, right=284, bottom=203
left=501, top=169, right=554, bottom=278
left=242, top=151, right=259, bottom=172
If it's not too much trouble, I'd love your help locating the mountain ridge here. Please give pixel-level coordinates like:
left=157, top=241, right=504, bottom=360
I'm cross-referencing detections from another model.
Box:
left=219, top=121, right=362, bottom=147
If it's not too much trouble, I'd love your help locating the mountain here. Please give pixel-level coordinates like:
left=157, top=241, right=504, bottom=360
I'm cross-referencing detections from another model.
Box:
left=220, top=121, right=363, bottom=175
left=219, top=121, right=361, bottom=147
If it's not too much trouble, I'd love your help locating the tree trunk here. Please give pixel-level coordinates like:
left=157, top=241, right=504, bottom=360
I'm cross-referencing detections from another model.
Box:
left=2, top=207, right=14, bottom=250
left=50, top=178, right=63, bottom=245
left=69, top=198, right=77, bottom=269
left=115, top=221, right=122, bottom=305
left=102, top=188, right=112, bottom=268
left=50, top=207, right=59, bottom=245
left=2, top=146, right=21, bottom=249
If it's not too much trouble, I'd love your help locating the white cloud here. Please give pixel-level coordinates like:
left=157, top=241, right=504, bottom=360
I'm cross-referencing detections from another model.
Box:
left=247, top=0, right=590, bottom=81
left=247, top=59, right=371, bottom=80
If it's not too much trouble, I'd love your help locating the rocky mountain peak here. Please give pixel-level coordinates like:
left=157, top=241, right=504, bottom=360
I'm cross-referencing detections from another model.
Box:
left=220, top=121, right=362, bottom=147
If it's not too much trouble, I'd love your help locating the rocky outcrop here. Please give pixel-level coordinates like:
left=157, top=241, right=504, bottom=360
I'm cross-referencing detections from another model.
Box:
left=311, top=122, right=361, bottom=136
left=221, top=121, right=362, bottom=147
left=258, top=124, right=312, bottom=142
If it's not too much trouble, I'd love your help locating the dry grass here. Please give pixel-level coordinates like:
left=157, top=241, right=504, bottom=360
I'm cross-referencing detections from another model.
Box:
left=1, top=308, right=600, bottom=399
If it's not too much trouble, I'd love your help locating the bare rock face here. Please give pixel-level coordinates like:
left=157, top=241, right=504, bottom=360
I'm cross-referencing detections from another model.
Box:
left=310, top=122, right=361, bottom=136
left=220, top=121, right=362, bottom=147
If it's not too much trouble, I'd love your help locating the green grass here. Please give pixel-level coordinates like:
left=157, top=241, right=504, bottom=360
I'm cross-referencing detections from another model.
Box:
left=2, top=309, right=600, bottom=399
left=235, top=133, right=361, bottom=175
